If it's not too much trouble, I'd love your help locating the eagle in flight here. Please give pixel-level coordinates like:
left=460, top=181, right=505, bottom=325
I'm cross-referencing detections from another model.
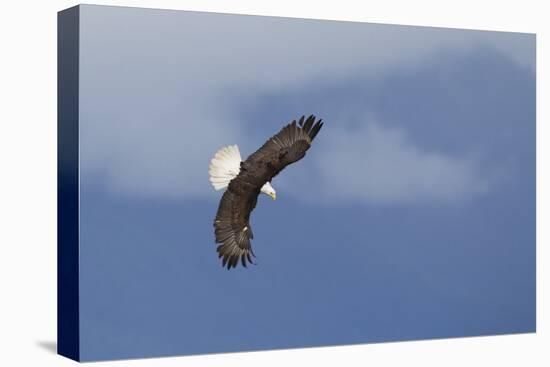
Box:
left=209, top=115, right=324, bottom=269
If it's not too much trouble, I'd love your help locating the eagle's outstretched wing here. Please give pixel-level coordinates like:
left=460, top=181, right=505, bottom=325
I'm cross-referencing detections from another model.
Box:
left=242, top=115, right=323, bottom=182
left=213, top=115, right=323, bottom=269
left=214, top=188, right=257, bottom=269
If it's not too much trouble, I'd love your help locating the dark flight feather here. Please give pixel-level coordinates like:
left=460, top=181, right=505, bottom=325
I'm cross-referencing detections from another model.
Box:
left=213, top=115, right=324, bottom=269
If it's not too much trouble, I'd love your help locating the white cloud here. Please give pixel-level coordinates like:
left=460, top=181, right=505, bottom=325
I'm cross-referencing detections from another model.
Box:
left=77, top=5, right=527, bottom=201
left=277, top=120, right=489, bottom=204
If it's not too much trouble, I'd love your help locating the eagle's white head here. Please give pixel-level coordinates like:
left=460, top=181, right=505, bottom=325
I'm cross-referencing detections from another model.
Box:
left=260, top=181, right=276, bottom=200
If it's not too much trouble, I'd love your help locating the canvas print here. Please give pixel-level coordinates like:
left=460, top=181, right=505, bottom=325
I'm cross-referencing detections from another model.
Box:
left=58, top=4, right=536, bottom=362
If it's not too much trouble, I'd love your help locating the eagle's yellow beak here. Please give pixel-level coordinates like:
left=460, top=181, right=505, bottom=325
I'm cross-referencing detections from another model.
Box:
left=269, top=192, right=276, bottom=200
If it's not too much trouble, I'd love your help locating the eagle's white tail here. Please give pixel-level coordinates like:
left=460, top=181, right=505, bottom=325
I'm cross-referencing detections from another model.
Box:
left=209, top=145, right=242, bottom=190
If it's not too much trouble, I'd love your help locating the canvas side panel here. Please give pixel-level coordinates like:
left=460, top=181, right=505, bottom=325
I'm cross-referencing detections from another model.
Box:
left=57, top=5, right=80, bottom=362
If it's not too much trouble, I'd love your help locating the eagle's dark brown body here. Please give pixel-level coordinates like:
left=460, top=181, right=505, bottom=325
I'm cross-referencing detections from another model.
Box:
left=214, top=115, right=323, bottom=269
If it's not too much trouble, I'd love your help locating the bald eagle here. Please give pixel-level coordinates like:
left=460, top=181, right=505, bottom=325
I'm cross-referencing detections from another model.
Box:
left=209, top=115, right=324, bottom=269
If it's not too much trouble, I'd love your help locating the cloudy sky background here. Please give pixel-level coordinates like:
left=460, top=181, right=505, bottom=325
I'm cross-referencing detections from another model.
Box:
left=77, top=5, right=535, bottom=361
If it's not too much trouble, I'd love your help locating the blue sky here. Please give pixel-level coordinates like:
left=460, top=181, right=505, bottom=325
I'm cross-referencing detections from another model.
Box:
left=77, top=5, right=535, bottom=361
